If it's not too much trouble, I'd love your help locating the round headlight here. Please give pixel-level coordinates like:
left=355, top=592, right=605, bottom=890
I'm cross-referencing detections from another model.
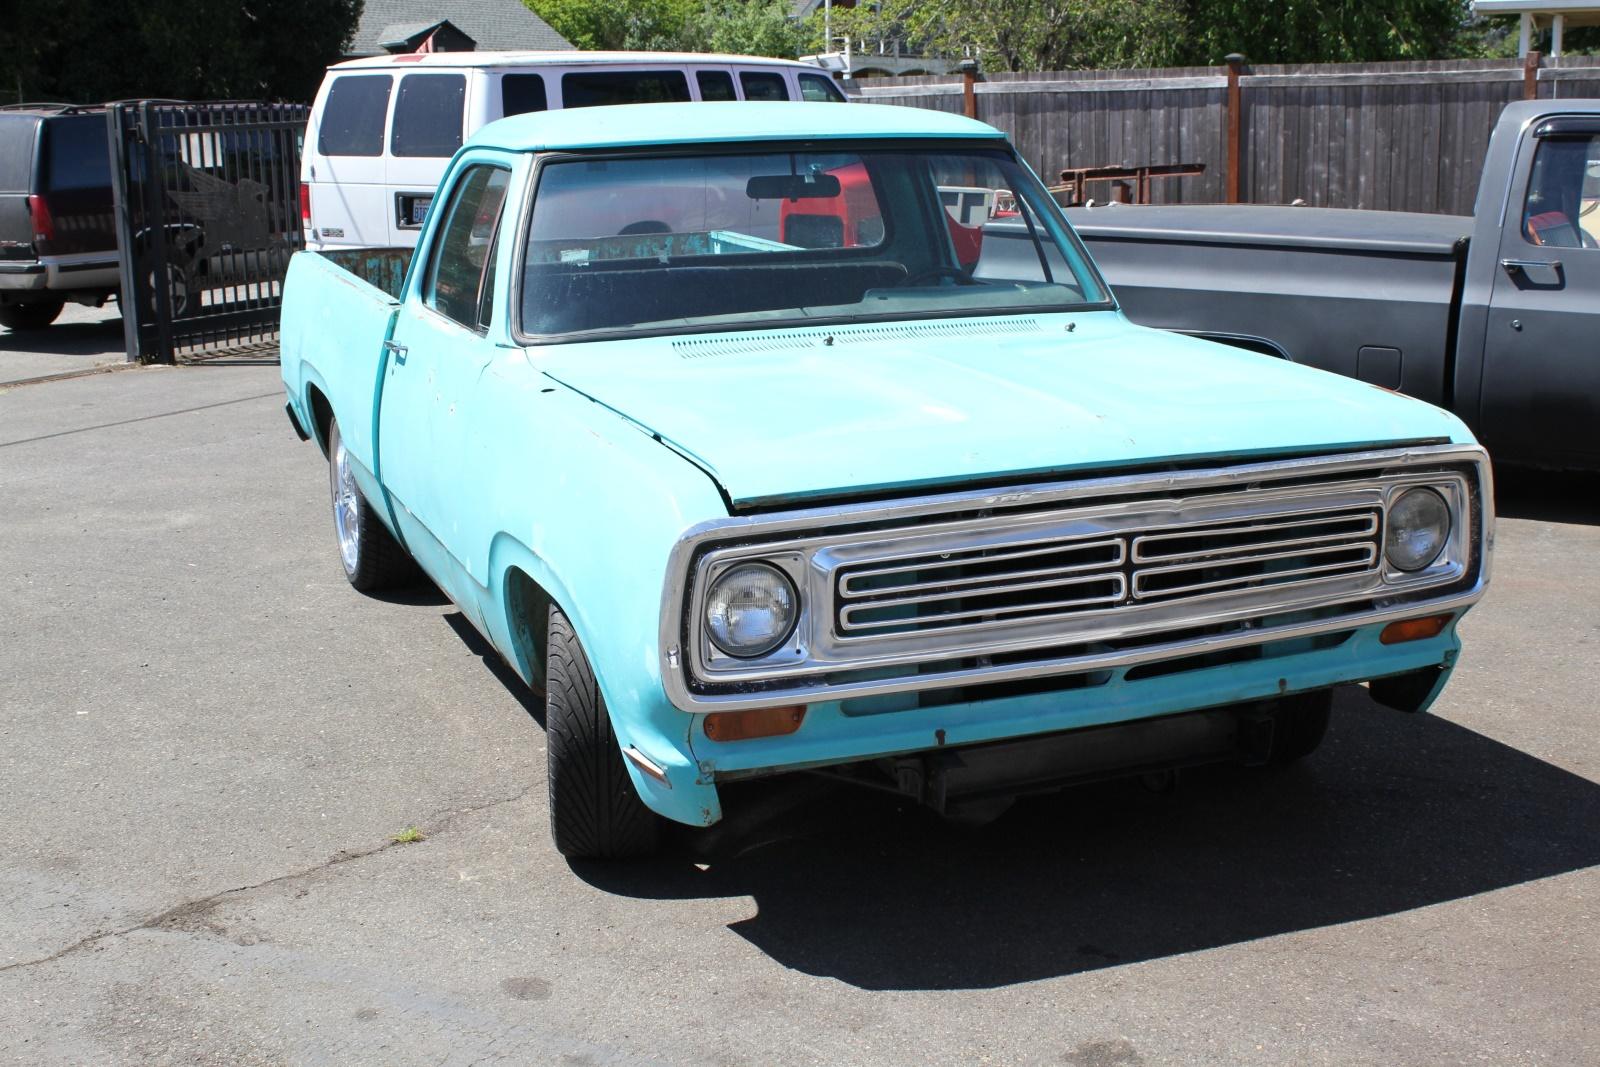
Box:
left=705, top=562, right=799, bottom=658
left=1386, top=487, right=1451, bottom=572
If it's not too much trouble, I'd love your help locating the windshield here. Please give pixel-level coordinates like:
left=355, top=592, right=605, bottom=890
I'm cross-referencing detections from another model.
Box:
left=518, top=143, right=1111, bottom=340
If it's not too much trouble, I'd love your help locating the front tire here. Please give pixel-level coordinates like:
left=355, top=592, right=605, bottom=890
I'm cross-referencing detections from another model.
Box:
left=0, top=299, right=66, bottom=331
left=327, top=419, right=414, bottom=592
left=545, top=604, right=660, bottom=859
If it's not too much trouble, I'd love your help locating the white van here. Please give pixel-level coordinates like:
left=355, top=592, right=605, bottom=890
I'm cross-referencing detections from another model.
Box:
left=300, top=51, right=848, bottom=250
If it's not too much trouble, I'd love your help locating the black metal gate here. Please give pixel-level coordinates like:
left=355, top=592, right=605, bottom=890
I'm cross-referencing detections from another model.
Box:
left=108, top=101, right=308, bottom=364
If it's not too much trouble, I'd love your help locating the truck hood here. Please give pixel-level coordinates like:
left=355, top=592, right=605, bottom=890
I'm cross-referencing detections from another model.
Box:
left=535, top=312, right=1467, bottom=509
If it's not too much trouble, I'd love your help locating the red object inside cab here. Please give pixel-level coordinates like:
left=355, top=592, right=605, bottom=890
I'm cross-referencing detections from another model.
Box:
left=778, top=163, right=989, bottom=272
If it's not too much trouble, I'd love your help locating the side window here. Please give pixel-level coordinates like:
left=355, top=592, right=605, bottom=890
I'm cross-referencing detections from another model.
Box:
left=799, top=74, right=845, bottom=103
left=424, top=165, right=512, bottom=330
left=696, top=70, right=736, bottom=101
left=739, top=72, right=789, bottom=102
left=318, top=75, right=393, bottom=157
left=392, top=74, right=466, bottom=158
left=562, top=71, right=692, bottom=108
left=1523, top=134, right=1600, bottom=250
left=502, top=74, right=548, bottom=117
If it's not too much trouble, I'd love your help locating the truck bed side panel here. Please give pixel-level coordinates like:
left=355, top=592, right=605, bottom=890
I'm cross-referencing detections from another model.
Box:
left=278, top=250, right=403, bottom=478
left=1071, top=206, right=1469, bottom=408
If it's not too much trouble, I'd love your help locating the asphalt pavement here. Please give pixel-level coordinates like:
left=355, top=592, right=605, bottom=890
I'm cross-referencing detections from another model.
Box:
left=1, top=365, right=1597, bottom=1066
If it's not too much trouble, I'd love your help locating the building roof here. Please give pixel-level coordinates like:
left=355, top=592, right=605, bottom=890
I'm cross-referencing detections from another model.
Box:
left=347, top=0, right=572, bottom=56
left=467, top=100, right=1002, bottom=152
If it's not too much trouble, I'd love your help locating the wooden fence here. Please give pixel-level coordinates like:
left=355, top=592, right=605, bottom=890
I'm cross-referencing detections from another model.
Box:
left=850, top=56, right=1600, bottom=215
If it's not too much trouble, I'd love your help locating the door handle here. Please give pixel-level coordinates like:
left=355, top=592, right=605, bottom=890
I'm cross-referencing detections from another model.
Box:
left=1501, top=258, right=1564, bottom=287
left=382, top=339, right=408, bottom=365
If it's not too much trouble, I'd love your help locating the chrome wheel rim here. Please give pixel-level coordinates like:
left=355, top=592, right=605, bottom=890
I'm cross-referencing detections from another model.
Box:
left=333, top=438, right=360, bottom=574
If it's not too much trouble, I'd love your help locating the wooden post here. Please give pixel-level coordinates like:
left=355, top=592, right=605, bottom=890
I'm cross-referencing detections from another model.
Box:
left=958, top=59, right=978, bottom=120
left=1524, top=49, right=1541, bottom=100
left=1225, top=53, right=1246, bottom=204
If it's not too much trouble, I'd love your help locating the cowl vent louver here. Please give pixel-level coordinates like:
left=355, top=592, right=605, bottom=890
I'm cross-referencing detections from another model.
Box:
left=672, top=317, right=1043, bottom=359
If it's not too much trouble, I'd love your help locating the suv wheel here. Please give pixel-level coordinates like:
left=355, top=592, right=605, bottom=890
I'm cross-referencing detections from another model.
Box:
left=0, top=299, right=66, bottom=331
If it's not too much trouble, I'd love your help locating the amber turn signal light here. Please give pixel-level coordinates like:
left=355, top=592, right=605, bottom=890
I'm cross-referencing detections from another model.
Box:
left=702, top=705, right=805, bottom=742
left=1379, top=613, right=1454, bottom=645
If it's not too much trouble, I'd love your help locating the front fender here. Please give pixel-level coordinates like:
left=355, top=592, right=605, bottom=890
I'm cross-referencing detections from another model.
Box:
left=468, top=354, right=731, bottom=826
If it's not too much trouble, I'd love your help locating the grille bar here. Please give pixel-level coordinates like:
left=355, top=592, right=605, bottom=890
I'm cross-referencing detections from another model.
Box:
left=833, top=503, right=1383, bottom=640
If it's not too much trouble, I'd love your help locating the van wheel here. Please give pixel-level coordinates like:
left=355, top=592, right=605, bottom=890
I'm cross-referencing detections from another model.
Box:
left=327, top=419, right=414, bottom=591
left=1269, top=689, right=1333, bottom=765
left=546, top=604, right=661, bottom=859
left=0, top=299, right=65, bottom=331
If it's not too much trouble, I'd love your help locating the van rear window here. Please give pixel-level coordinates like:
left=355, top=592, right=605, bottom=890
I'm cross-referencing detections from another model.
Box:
left=562, top=71, right=691, bottom=108
left=42, top=116, right=112, bottom=192
left=502, top=74, right=548, bottom=117
left=319, top=75, right=393, bottom=157
left=392, top=74, right=466, bottom=158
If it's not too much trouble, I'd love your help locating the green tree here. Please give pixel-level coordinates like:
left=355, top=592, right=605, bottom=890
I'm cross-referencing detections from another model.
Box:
left=1178, top=0, right=1472, bottom=65
left=528, top=0, right=813, bottom=56
left=0, top=0, right=361, bottom=105
left=831, top=0, right=1191, bottom=73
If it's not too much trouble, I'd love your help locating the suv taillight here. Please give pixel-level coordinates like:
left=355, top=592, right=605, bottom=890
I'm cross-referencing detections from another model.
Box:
left=300, top=182, right=311, bottom=229
left=27, top=194, right=54, bottom=247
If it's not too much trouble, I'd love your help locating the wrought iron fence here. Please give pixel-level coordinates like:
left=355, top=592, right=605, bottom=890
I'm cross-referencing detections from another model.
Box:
left=108, top=100, right=308, bottom=364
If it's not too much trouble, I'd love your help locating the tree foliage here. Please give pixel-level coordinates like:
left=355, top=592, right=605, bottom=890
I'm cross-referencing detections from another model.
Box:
left=0, top=0, right=362, bottom=105
left=832, top=0, right=1188, bottom=73
left=1180, top=0, right=1472, bottom=65
left=830, top=0, right=1494, bottom=70
left=527, top=0, right=812, bottom=57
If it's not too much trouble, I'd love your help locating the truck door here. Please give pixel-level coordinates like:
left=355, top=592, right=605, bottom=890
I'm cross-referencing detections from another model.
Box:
left=1481, top=118, right=1600, bottom=468
left=377, top=160, right=512, bottom=620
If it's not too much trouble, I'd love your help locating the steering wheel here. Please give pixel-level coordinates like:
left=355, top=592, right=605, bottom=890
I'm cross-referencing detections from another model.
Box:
left=905, top=266, right=973, bottom=287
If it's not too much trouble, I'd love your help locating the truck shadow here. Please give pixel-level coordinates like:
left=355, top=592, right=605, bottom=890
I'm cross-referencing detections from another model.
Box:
left=571, top=687, right=1600, bottom=990
left=0, top=313, right=122, bottom=356
left=1494, top=465, right=1600, bottom=525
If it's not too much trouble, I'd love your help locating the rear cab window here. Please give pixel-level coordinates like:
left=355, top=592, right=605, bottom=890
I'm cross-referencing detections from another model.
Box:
left=739, top=72, right=789, bottom=101
left=562, top=71, right=692, bottom=108
left=392, top=74, right=466, bottom=157
left=318, top=75, right=393, bottom=156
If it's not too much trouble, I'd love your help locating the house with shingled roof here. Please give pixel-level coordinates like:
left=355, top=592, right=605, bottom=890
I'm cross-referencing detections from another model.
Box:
left=346, top=0, right=573, bottom=57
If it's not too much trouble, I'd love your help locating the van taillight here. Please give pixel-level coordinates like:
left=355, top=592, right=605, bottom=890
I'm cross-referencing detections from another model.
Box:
left=27, top=194, right=54, bottom=246
left=300, top=182, right=311, bottom=228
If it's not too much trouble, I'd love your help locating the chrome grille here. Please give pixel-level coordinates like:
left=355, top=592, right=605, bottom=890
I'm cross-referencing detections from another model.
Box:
left=834, top=504, right=1382, bottom=639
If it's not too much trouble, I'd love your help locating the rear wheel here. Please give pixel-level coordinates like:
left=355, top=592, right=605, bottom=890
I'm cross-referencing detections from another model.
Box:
left=0, top=299, right=65, bottom=331
left=1268, top=689, right=1333, bottom=765
left=327, top=419, right=414, bottom=592
left=545, top=604, right=661, bottom=859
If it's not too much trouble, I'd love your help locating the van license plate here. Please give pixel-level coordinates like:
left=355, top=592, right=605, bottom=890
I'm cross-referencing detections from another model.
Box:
left=408, top=197, right=432, bottom=226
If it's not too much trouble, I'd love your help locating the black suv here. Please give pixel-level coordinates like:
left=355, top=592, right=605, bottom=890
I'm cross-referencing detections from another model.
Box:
left=0, top=104, right=120, bottom=330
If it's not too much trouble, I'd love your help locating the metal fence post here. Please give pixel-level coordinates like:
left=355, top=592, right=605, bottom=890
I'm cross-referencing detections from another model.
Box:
left=107, top=104, right=144, bottom=363
left=1225, top=53, right=1246, bottom=204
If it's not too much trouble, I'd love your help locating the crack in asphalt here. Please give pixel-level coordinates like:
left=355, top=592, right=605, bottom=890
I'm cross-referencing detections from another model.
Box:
left=0, top=391, right=281, bottom=449
left=0, top=783, right=537, bottom=976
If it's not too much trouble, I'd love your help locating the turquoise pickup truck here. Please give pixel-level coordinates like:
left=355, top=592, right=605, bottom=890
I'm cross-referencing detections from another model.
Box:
left=280, top=102, right=1493, bottom=859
